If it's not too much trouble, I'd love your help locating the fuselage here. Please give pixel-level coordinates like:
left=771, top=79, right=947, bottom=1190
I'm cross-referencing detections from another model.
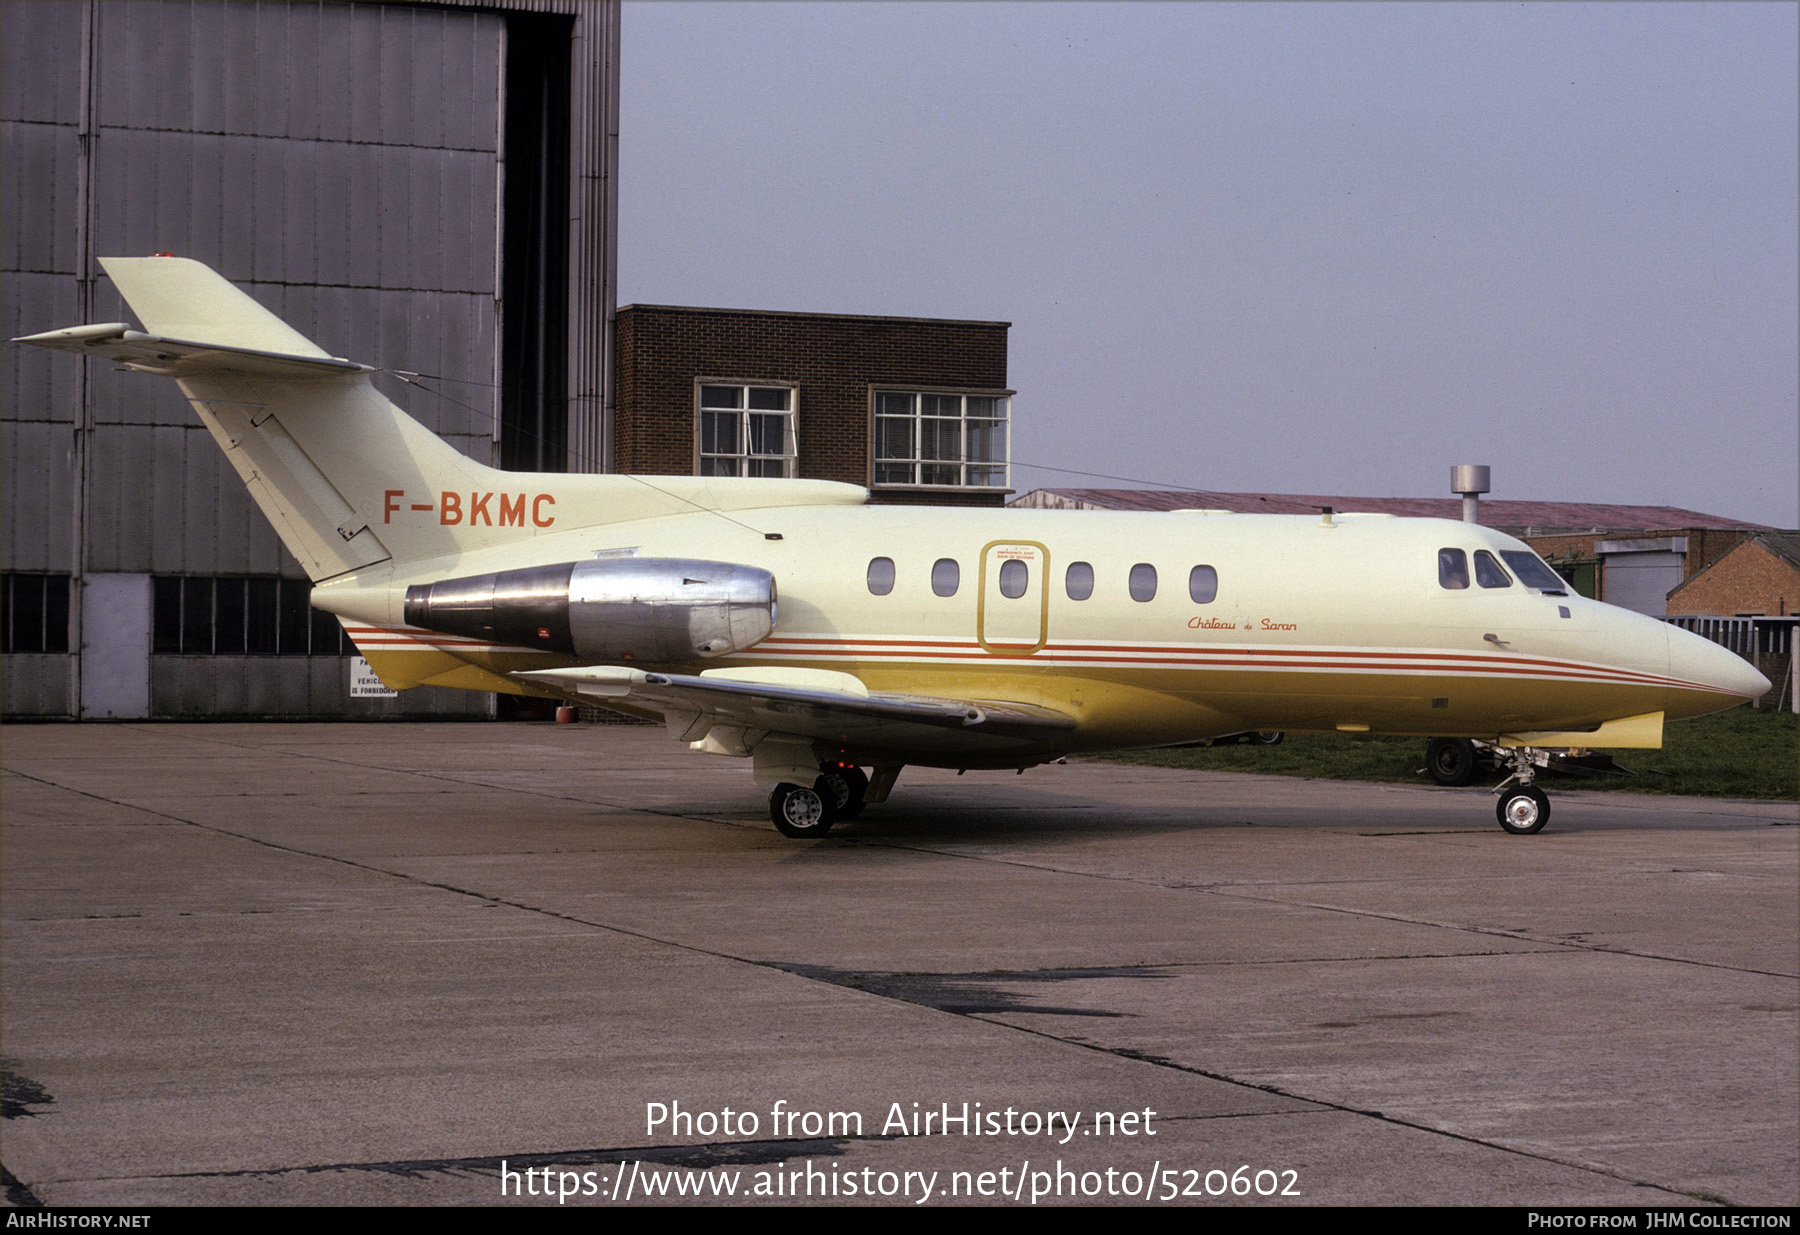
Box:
left=29, top=257, right=1768, bottom=792
left=316, top=503, right=1768, bottom=761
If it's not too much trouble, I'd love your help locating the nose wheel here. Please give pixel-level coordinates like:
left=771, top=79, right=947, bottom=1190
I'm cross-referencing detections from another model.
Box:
left=1495, top=784, right=1551, bottom=834
left=1490, top=745, right=1555, bottom=834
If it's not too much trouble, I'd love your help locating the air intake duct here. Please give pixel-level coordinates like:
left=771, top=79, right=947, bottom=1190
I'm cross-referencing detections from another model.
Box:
left=403, top=558, right=776, bottom=663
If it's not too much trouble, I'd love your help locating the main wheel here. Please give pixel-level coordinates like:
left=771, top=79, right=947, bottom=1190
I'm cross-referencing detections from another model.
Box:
left=818, top=765, right=869, bottom=820
left=1426, top=737, right=1479, bottom=786
left=770, top=781, right=836, bottom=838
left=1251, top=731, right=1284, bottom=746
left=1495, top=785, right=1551, bottom=835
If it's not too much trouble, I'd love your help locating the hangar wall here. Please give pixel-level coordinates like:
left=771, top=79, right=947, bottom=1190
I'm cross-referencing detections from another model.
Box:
left=1, top=0, right=619, bottom=719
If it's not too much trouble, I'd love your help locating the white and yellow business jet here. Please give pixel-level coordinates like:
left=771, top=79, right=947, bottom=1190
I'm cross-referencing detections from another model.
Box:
left=19, top=257, right=1770, bottom=837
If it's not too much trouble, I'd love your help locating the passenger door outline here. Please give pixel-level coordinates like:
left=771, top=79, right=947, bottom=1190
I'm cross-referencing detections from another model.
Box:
left=977, top=539, right=1049, bottom=656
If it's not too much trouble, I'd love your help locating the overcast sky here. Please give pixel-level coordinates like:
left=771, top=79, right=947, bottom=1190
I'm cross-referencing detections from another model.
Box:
left=617, top=2, right=1798, bottom=527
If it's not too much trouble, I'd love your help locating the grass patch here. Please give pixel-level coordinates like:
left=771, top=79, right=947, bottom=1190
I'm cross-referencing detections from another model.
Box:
left=1097, top=706, right=1798, bottom=800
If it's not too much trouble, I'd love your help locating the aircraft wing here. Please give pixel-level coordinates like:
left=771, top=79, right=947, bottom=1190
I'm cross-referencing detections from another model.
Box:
left=516, top=665, right=1078, bottom=763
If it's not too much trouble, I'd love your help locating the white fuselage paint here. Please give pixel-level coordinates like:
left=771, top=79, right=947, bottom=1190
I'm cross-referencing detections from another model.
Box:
left=316, top=503, right=1767, bottom=763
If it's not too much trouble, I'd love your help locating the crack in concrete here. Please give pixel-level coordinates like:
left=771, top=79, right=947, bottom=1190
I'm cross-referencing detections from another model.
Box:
left=854, top=835, right=1796, bottom=980
left=130, top=1135, right=857, bottom=1183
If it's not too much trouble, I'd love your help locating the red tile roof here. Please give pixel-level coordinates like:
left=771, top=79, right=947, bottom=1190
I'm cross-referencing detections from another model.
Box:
left=1014, top=488, right=1775, bottom=532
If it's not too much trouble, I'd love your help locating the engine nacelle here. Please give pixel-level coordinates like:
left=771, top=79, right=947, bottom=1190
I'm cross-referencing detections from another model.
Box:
left=403, top=558, right=776, bottom=663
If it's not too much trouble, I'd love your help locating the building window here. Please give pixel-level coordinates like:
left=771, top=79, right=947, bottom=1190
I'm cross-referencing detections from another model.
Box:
left=698, top=383, right=795, bottom=477
left=152, top=576, right=352, bottom=656
left=2, top=573, right=70, bottom=654
left=873, top=391, right=1009, bottom=488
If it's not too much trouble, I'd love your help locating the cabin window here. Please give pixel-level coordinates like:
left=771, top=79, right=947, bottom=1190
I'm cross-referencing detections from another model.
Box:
left=1474, top=551, right=1511, bottom=589
left=867, top=557, right=895, bottom=596
left=1500, top=550, right=1568, bottom=593
left=998, top=559, right=1028, bottom=599
left=931, top=558, right=960, bottom=597
left=1129, top=563, right=1157, bottom=602
left=698, top=383, right=796, bottom=477
left=1066, top=561, right=1094, bottom=601
left=1438, top=548, right=1469, bottom=590
left=1189, top=565, right=1218, bottom=604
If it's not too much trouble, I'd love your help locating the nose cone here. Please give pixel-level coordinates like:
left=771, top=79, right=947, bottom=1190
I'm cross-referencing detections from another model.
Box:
left=1665, top=623, right=1772, bottom=715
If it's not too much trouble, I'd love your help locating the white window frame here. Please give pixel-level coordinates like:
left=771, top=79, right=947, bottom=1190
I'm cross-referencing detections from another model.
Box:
left=870, top=387, right=1012, bottom=490
left=695, top=380, right=798, bottom=478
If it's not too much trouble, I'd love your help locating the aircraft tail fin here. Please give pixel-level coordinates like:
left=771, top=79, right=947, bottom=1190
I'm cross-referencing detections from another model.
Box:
left=102, top=256, right=333, bottom=358
left=17, top=256, right=505, bottom=581
left=16, top=257, right=870, bottom=583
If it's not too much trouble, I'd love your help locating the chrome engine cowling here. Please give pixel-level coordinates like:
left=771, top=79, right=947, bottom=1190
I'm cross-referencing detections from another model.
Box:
left=403, top=558, right=776, bottom=663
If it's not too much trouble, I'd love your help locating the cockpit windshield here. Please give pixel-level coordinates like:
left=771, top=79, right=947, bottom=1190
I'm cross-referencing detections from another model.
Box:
left=1438, top=548, right=1469, bottom=589
left=1440, top=546, right=1569, bottom=595
left=1474, top=551, right=1511, bottom=588
left=1499, top=550, right=1568, bottom=594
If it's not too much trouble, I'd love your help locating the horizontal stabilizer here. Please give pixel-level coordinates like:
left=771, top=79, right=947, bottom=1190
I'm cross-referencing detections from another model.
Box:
left=13, top=323, right=369, bottom=380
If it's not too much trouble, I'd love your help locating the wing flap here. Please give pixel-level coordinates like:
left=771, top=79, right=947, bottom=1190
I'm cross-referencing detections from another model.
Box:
left=516, top=665, right=1078, bottom=760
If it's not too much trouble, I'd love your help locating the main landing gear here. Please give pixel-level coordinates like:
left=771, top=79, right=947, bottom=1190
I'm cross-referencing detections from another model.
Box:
left=1424, top=737, right=1484, bottom=787
left=819, top=763, right=869, bottom=821
left=769, top=781, right=834, bottom=838
left=768, top=762, right=870, bottom=839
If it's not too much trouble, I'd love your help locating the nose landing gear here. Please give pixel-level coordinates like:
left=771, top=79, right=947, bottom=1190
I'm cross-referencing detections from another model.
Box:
left=1496, top=783, right=1551, bottom=834
left=1492, top=746, right=1552, bottom=835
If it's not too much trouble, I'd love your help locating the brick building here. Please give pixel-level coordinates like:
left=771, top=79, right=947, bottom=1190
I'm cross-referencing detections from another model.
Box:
left=613, top=305, right=1012, bottom=507
left=1668, top=532, right=1800, bottom=617
left=1521, top=527, right=1760, bottom=614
